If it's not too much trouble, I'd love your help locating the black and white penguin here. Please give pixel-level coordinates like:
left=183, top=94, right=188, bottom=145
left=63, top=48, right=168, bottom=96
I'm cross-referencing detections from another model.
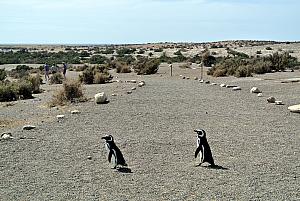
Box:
left=101, top=135, right=127, bottom=169
left=194, top=129, right=215, bottom=166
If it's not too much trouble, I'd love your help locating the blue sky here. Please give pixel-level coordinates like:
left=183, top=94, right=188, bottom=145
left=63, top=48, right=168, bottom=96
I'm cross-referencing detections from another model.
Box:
left=0, top=0, right=299, bottom=44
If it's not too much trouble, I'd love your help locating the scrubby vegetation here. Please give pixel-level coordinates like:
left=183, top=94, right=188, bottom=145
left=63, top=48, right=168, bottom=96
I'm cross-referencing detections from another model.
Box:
left=79, top=66, right=112, bottom=84
left=50, top=73, right=64, bottom=84
left=208, top=52, right=298, bottom=77
left=133, top=57, right=161, bottom=75
left=0, top=80, right=35, bottom=102
left=0, top=69, right=7, bottom=81
left=50, top=80, right=85, bottom=106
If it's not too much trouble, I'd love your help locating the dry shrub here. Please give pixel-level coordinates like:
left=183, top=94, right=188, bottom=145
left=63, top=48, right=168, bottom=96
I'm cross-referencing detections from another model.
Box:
left=50, top=73, right=64, bottom=84
left=116, top=62, right=131, bottom=73
left=94, top=73, right=108, bottom=84
left=27, top=74, right=42, bottom=93
left=212, top=68, right=227, bottom=77
left=51, top=80, right=85, bottom=106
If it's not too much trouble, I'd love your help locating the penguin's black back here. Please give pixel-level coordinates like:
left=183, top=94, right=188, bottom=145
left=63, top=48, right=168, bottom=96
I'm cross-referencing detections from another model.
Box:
left=107, top=141, right=127, bottom=166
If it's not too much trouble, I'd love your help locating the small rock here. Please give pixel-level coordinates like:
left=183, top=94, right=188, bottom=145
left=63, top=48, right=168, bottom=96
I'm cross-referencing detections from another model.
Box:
left=1, top=132, right=13, bottom=140
left=182, top=76, right=186, bottom=79
left=288, top=104, right=300, bottom=113
left=257, top=93, right=263, bottom=97
left=186, top=77, right=190, bottom=80
left=127, top=91, right=132, bottom=94
left=22, top=125, right=36, bottom=130
left=56, top=115, right=65, bottom=119
left=131, top=87, right=136, bottom=90
left=267, top=96, right=276, bottom=103
left=87, top=156, right=92, bottom=160
left=199, top=80, right=204, bottom=83
left=232, top=86, right=241, bottom=91
left=226, top=85, right=237, bottom=88
left=194, top=77, right=198, bottom=80
left=220, top=84, right=226, bottom=87
left=211, top=83, right=217, bottom=86
left=138, top=81, right=145, bottom=87
left=205, top=80, right=210, bottom=84
left=71, top=110, right=80, bottom=114
left=129, top=80, right=137, bottom=83
left=275, top=101, right=284, bottom=105
left=250, top=87, right=262, bottom=93
left=111, top=94, right=117, bottom=96
left=94, top=92, right=108, bottom=104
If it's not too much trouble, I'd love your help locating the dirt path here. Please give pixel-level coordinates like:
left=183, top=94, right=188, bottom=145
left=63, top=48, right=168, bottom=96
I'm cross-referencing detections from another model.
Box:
left=0, top=66, right=299, bottom=200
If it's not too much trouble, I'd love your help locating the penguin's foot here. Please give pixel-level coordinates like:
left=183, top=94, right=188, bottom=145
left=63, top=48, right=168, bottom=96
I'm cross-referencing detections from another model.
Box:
left=195, top=163, right=202, bottom=167
left=111, top=166, right=117, bottom=169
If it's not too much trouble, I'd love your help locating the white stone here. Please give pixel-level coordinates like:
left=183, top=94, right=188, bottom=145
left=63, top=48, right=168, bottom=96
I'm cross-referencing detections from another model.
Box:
left=186, top=77, right=190, bottom=80
left=71, top=110, right=80, bottom=114
left=275, top=101, right=284, bottom=105
left=220, top=84, right=226, bottom=87
left=94, top=92, right=108, bottom=104
left=22, top=125, right=36, bottom=130
left=1, top=132, right=13, bottom=140
left=288, top=104, right=300, bottom=113
left=199, top=80, right=204, bottom=83
left=138, top=81, right=145, bottom=87
left=131, top=87, right=136, bottom=90
left=194, top=77, right=198, bottom=80
left=111, top=94, right=117, bottom=96
left=250, top=87, right=262, bottom=93
left=257, top=93, right=263, bottom=97
left=267, top=96, right=276, bottom=103
left=127, top=91, right=132, bottom=94
left=56, top=115, right=65, bottom=119
left=211, top=83, right=217, bottom=85
left=129, top=80, right=137, bottom=83
left=232, top=86, right=241, bottom=91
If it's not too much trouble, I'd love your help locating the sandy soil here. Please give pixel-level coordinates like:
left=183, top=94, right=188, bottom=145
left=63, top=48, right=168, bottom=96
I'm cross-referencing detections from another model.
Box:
left=0, top=64, right=299, bottom=200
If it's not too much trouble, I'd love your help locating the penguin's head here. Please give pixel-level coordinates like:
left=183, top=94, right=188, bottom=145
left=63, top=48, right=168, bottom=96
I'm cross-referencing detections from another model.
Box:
left=194, top=129, right=206, bottom=138
left=101, top=134, right=114, bottom=142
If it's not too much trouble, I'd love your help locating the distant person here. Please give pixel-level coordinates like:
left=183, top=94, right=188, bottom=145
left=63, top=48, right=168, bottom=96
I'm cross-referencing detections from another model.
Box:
left=62, top=62, right=67, bottom=78
left=44, top=63, right=49, bottom=81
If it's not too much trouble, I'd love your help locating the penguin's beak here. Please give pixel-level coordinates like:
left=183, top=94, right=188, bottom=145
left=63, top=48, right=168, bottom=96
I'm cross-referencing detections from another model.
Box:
left=101, top=136, right=108, bottom=140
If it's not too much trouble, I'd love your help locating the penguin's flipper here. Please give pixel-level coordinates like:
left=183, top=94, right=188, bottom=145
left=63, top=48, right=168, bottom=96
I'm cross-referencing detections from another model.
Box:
left=108, top=150, right=113, bottom=163
left=195, top=146, right=201, bottom=158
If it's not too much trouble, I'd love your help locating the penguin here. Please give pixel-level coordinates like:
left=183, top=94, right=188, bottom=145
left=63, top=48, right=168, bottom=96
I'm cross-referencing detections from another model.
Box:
left=194, top=129, right=215, bottom=166
left=101, top=135, right=127, bottom=169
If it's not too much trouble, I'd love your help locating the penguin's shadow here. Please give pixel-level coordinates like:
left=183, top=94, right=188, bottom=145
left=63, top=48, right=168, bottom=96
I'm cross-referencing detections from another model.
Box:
left=196, top=164, right=229, bottom=170
left=116, top=167, right=132, bottom=173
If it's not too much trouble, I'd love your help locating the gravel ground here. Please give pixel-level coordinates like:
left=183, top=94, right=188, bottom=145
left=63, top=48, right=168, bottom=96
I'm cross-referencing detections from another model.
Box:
left=0, top=65, right=299, bottom=200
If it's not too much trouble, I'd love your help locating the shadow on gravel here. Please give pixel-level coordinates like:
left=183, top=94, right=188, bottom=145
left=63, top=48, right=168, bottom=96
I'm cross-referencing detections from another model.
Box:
left=117, top=167, right=132, bottom=173
left=205, top=165, right=228, bottom=170
left=196, top=164, right=229, bottom=170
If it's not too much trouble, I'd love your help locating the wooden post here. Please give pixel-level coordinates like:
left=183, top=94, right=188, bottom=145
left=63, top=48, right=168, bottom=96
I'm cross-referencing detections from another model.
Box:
left=200, top=62, right=203, bottom=80
left=169, top=64, right=173, bottom=76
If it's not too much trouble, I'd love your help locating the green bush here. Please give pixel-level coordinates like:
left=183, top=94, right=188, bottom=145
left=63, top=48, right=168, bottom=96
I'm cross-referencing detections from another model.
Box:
left=50, top=73, right=64, bottom=84
left=9, top=65, right=31, bottom=79
left=17, top=80, right=33, bottom=99
left=0, top=82, right=18, bottom=102
left=79, top=66, right=112, bottom=84
left=79, top=67, right=94, bottom=84
left=0, top=69, right=7, bottom=81
left=133, top=57, right=160, bottom=75
left=27, top=74, right=42, bottom=93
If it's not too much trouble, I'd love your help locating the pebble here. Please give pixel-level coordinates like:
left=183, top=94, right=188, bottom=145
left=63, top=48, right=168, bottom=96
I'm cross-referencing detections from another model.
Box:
left=22, top=125, right=36, bottom=130
left=267, top=96, right=276, bottom=103
left=71, top=110, right=80, bottom=114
